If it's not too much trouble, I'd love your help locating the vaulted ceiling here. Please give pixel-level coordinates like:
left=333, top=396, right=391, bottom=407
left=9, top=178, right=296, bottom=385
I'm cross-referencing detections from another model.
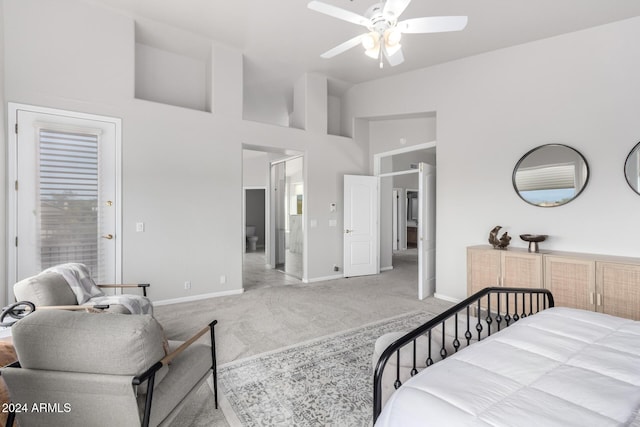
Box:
left=89, top=0, right=640, bottom=94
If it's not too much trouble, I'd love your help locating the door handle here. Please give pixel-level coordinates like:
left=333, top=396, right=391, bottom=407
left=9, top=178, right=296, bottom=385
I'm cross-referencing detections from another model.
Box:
left=345, top=229, right=351, bottom=234
left=102, top=234, right=114, bottom=240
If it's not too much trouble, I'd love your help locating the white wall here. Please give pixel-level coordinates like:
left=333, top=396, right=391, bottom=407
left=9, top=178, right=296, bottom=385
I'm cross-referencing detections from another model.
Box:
left=2, top=0, right=366, bottom=301
left=0, top=0, right=6, bottom=307
left=327, top=95, right=341, bottom=136
left=243, top=84, right=291, bottom=127
left=345, top=17, right=640, bottom=300
left=135, top=43, right=209, bottom=111
left=243, top=151, right=269, bottom=187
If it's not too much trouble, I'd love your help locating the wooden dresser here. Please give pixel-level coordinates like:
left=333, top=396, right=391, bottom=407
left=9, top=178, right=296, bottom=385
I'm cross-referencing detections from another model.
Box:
left=468, top=245, right=640, bottom=320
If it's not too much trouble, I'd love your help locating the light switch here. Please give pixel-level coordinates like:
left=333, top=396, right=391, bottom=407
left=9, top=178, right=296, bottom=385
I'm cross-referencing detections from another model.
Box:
left=310, top=219, right=318, bottom=228
left=136, top=222, right=145, bottom=232
left=329, top=220, right=337, bottom=227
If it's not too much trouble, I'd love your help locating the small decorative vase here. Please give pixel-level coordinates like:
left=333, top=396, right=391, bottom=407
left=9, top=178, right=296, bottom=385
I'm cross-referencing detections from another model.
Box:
left=520, top=234, right=548, bottom=253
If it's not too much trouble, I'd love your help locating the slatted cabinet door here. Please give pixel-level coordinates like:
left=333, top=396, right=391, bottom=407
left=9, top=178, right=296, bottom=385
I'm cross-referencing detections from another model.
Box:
left=501, top=251, right=543, bottom=288
left=467, top=247, right=501, bottom=295
left=467, top=247, right=501, bottom=312
left=467, top=246, right=544, bottom=315
left=596, top=262, right=640, bottom=321
left=544, top=256, right=596, bottom=312
left=501, top=251, right=544, bottom=314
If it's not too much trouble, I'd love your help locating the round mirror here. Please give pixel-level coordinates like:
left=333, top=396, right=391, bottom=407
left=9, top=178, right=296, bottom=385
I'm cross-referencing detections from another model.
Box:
left=624, top=142, right=640, bottom=195
left=513, top=144, right=589, bottom=207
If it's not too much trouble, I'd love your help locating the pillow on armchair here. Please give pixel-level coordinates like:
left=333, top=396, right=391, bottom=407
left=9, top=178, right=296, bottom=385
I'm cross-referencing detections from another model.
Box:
left=14, top=272, right=77, bottom=306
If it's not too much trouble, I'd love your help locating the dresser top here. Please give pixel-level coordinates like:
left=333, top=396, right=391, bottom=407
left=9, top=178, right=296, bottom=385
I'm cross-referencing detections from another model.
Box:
left=468, top=245, right=640, bottom=265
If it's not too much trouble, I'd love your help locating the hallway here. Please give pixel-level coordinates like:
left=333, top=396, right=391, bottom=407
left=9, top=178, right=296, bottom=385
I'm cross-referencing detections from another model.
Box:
left=242, top=249, right=418, bottom=292
left=242, top=250, right=301, bottom=291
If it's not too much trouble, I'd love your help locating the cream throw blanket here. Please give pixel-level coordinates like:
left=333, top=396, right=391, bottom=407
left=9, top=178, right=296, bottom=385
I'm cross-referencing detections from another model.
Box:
left=43, top=263, right=153, bottom=315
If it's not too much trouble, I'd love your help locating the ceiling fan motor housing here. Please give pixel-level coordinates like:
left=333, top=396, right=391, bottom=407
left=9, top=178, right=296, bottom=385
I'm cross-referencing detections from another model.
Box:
left=366, top=3, right=397, bottom=34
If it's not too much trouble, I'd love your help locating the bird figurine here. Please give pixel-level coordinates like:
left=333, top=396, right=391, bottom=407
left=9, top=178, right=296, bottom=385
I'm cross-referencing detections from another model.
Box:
left=488, top=225, right=511, bottom=250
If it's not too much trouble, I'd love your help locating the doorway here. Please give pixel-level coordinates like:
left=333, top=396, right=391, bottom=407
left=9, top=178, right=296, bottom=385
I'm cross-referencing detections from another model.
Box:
left=7, top=103, right=121, bottom=287
left=375, top=142, right=437, bottom=299
left=271, top=156, right=304, bottom=279
left=241, top=146, right=305, bottom=290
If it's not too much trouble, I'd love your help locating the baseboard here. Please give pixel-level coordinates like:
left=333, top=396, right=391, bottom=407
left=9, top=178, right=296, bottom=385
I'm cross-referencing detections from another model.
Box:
left=433, top=293, right=461, bottom=303
left=306, top=274, right=343, bottom=283
left=154, top=288, right=244, bottom=306
left=380, top=266, right=393, bottom=272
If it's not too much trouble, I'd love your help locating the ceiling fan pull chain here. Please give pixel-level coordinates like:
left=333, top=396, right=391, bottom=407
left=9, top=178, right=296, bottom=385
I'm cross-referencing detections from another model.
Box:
left=379, top=35, right=384, bottom=69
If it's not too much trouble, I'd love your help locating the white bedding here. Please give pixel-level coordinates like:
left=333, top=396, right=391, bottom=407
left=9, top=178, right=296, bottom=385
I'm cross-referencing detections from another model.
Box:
left=376, top=307, right=640, bottom=427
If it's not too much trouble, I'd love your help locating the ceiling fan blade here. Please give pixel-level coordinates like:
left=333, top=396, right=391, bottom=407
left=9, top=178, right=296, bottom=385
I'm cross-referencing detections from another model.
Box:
left=383, top=45, right=405, bottom=67
left=383, top=0, right=412, bottom=19
left=308, top=1, right=369, bottom=27
left=320, top=34, right=365, bottom=59
left=398, top=16, right=468, bottom=34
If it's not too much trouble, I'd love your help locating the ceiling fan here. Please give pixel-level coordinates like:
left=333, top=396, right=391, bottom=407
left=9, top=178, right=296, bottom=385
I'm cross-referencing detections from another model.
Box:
left=308, top=0, right=468, bottom=68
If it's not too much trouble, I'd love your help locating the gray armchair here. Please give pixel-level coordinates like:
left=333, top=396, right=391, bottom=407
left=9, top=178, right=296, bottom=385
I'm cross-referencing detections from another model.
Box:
left=14, top=263, right=151, bottom=314
left=1, top=309, right=218, bottom=427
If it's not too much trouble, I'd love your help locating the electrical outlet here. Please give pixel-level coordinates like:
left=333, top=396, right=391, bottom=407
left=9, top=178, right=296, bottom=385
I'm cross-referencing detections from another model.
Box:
left=184, top=281, right=191, bottom=290
left=220, top=275, right=227, bottom=284
left=136, top=222, right=145, bottom=232
left=333, top=265, right=339, bottom=272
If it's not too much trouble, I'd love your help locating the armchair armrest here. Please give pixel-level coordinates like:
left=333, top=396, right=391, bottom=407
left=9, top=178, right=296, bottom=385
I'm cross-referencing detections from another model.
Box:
left=35, top=305, right=110, bottom=312
left=97, top=283, right=150, bottom=297
left=132, top=320, right=218, bottom=427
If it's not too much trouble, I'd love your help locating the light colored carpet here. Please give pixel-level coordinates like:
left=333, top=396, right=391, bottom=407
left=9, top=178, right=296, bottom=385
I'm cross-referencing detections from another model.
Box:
left=156, top=250, right=453, bottom=426
left=218, top=310, right=436, bottom=427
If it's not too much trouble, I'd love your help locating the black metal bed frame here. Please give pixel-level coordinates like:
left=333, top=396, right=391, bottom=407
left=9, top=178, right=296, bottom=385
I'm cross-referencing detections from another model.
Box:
left=372, top=287, right=554, bottom=422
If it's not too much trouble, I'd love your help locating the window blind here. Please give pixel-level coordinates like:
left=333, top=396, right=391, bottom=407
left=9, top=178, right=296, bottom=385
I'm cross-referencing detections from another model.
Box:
left=515, top=164, right=576, bottom=191
left=38, top=129, right=99, bottom=273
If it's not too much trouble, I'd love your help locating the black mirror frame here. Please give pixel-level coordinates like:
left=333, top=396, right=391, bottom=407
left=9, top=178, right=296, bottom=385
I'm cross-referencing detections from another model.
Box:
left=512, top=143, right=590, bottom=208
left=624, top=141, right=640, bottom=196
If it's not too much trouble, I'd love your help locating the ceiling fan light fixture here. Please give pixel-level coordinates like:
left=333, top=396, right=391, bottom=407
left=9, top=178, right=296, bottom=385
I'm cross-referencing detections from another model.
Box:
left=384, top=28, right=402, bottom=47
left=365, top=46, right=380, bottom=59
left=384, top=43, right=401, bottom=56
left=361, top=32, right=379, bottom=50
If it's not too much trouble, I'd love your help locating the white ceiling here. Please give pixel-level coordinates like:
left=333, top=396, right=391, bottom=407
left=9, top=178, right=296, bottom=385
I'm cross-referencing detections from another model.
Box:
left=89, top=0, right=640, bottom=94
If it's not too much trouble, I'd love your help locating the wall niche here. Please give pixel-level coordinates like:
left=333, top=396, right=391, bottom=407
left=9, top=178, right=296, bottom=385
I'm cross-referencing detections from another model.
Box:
left=134, top=20, right=212, bottom=112
left=327, top=78, right=351, bottom=138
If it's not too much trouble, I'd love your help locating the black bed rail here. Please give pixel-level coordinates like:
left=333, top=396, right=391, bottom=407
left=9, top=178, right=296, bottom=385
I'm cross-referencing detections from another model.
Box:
left=373, top=287, right=554, bottom=422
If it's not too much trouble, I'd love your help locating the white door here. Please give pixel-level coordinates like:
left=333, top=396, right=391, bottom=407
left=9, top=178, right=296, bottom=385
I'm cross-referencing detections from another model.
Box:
left=418, top=163, right=436, bottom=299
left=392, top=189, right=399, bottom=251
left=343, top=175, right=378, bottom=277
left=10, top=105, right=120, bottom=284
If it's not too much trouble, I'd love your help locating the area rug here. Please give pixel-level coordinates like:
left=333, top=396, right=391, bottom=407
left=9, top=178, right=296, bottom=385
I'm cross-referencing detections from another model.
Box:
left=218, top=310, right=436, bottom=427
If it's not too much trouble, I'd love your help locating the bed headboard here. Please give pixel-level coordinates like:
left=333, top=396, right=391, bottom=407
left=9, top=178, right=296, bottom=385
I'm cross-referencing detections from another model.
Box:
left=373, top=286, right=555, bottom=421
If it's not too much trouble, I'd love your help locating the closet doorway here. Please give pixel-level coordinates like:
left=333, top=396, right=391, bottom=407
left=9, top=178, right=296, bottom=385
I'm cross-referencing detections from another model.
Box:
left=242, top=146, right=305, bottom=291
left=270, top=156, right=304, bottom=279
left=375, top=142, right=437, bottom=300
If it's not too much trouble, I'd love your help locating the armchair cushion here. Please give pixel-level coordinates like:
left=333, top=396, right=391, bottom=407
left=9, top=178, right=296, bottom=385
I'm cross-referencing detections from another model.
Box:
left=14, top=272, right=77, bottom=306
left=12, top=310, right=165, bottom=377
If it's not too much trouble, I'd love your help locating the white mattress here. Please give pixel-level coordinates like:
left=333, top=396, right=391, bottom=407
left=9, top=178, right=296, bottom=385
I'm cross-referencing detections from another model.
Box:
left=376, top=307, right=640, bottom=427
